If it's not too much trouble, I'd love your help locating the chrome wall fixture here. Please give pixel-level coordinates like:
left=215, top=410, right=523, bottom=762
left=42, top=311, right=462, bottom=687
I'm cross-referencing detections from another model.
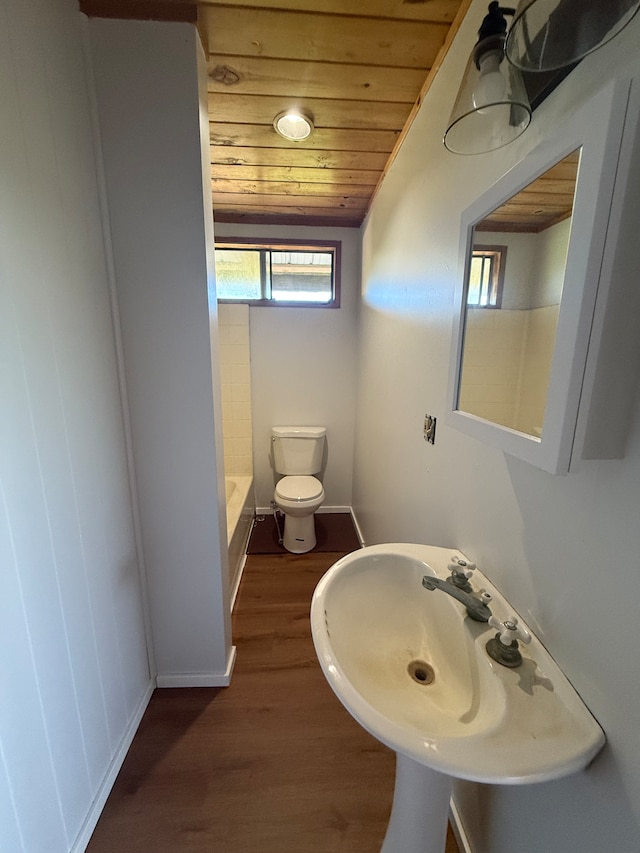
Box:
left=445, top=0, right=640, bottom=155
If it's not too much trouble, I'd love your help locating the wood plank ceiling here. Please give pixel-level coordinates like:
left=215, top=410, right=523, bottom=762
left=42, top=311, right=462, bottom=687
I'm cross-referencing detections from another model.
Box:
left=202, top=0, right=471, bottom=227
left=80, top=0, right=473, bottom=227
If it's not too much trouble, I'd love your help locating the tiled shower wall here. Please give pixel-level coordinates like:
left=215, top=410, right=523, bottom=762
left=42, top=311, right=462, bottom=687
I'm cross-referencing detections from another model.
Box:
left=218, top=303, right=253, bottom=475
left=459, top=304, right=559, bottom=435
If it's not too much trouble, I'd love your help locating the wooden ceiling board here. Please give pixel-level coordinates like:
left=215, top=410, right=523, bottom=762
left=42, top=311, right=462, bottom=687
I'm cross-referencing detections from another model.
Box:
left=213, top=192, right=369, bottom=210
left=208, top=93, right=413, bottom=130
left=208, top=56, right=428, bottom=102
left=211, top=179, right=376, bottom=197
left=211, top=164, right=381, bottom=184
left=214, top=210, right=362, bottom=228
left=214, top=203, right=365, bottom=216
left=204, top=7, right=448, bottom=68
left=211, top=147, right=390, bottom=171
left=199, top=0, right=463, bottom=24
left=209, top=123, right=400, bottom=152
left=477, top=215, right=571, bottom=233
left=212, top=206, right=365, bottom=223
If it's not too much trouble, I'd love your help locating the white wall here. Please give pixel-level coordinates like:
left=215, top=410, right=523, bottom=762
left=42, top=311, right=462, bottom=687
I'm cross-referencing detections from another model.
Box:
left=213, top=223, right=361, bottom=510
left=354, top=2, right=640, bottom=850
left=530, top=218, right=571, bottom=307
left=0, top=1, right=152, bottom=850
left=89, top=19, right=233, bottom=686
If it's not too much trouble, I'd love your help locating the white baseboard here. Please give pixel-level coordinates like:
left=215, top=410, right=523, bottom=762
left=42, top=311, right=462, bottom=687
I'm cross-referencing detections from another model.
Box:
left=156, top=645, right=237, bottom=688
left=230, top=554, right=247, bottom=611
left=450, top=797, right=473, bottom=853
left=70, top=679, right=155, bottom=853
left=255, top=504, right=353, bottom=516
left=349, top=507, right=366, bottom=547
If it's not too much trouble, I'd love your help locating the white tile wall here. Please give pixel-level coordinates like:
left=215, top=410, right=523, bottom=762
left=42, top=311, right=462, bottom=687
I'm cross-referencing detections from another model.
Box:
left=459, top=308, right=527, bottom=428
left=459, top=305, right=558, bottom=434
left=218, top=303, right=254, bottom=475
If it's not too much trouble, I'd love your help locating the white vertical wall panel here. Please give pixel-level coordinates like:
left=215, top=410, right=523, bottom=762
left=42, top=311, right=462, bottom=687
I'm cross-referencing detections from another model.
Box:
left=0, top=746, right=25, bottom=853
left=0, top=485, right=68, bottom=853
left=89, top=19, right=232, bottom=683
left=0, top=0, right=152, bottom=849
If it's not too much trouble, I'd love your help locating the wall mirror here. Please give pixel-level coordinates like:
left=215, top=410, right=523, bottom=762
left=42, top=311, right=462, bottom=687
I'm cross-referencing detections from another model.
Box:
left=458, top=149, right=580, bottom=439
left=448, top=80, right=630, bottom=474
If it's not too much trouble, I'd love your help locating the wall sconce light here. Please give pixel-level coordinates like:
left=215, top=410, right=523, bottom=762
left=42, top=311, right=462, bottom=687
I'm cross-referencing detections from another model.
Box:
left=445, top=0, right=640, bottom=155
left=273, top=110, right=314, bottom=141
left=506, top=0, right=640, bottom=72
left=444, top=3, right=531, bottom=155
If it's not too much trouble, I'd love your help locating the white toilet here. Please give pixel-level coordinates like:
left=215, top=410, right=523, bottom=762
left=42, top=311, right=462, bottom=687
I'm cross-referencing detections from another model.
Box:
left=272, top=426, right=326, bottom=554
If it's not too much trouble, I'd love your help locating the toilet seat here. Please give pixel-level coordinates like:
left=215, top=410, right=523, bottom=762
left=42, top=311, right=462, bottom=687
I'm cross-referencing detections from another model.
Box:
left=275, top=475, right=323, bottom=502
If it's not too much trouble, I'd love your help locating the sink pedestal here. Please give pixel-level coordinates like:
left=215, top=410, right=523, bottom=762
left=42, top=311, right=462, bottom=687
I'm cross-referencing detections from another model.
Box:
left=381, top=753, right=453, bottom=853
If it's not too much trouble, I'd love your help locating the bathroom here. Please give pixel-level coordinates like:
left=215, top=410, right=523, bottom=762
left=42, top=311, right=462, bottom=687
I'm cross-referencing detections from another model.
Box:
left=3, top=2, right=640, bottom=853
left=216, top=223, right=361, bottom=589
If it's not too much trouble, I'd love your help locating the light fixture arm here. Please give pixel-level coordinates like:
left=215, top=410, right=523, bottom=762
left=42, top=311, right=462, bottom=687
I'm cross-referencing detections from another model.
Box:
left=478, top=3, right=515, bottom=42
left=474, top=3, right=516, bottom=68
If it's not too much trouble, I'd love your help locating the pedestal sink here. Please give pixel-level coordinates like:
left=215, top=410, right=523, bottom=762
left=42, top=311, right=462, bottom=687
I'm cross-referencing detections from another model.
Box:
left=310, top=544, right=605, bottom=853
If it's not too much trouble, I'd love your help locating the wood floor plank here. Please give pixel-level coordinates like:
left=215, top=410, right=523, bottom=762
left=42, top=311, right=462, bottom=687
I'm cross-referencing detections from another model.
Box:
left=87, top=550, right=460, bottom=853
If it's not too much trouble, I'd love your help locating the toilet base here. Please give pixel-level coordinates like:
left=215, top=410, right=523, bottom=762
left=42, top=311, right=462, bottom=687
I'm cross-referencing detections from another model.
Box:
left=282, top=512, right=317, bottom=554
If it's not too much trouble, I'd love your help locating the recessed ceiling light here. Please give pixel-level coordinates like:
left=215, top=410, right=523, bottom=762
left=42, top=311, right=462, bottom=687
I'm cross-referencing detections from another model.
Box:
left=273, top=110, right=314, bottom=141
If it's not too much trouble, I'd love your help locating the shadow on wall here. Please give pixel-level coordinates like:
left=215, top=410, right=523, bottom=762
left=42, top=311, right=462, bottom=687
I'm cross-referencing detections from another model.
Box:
left=454, top=744, right=639, bottom=853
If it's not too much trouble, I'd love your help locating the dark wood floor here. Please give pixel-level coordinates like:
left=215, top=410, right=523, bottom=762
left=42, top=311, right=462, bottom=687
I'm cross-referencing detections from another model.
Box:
left=87, top=551, right=460, bottom=853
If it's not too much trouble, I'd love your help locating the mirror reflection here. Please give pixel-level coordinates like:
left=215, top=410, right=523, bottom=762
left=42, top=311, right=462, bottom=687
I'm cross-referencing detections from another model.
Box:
left=458, top=149, right=581, bottom=438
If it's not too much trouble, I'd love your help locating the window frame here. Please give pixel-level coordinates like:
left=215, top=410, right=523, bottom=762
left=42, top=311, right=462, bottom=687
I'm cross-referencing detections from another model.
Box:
left=467, top=244, right=507, bottom=308
left=214, top=237, right=341, bottom=308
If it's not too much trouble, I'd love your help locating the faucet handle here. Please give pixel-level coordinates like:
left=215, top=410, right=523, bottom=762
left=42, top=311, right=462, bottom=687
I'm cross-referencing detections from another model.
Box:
left=478, top=588, right=493, bottom=606
left=488, top=615, right=531, bottom=647
left=449, top=555, right=476, bottom=575
left=448, top=556, right=477, bottom=588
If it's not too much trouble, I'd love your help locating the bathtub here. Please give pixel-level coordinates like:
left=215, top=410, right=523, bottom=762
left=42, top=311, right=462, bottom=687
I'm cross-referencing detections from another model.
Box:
left=225, top=475, right=254, bottom=609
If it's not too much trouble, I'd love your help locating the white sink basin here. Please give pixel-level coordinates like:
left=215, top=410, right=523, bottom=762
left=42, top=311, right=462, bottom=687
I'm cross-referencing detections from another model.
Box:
left=311, top=543, right=605, bottom=785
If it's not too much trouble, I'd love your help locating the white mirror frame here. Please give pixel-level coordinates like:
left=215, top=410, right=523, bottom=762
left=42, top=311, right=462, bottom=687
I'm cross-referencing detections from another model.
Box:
left=447, top=79, right=631, bottom=475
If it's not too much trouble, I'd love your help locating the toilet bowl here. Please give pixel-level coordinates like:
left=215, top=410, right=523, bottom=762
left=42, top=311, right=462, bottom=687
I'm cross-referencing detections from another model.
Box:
left=271, top=426, right=327, bottom=554
left=274, top=475, right=325, bottom=553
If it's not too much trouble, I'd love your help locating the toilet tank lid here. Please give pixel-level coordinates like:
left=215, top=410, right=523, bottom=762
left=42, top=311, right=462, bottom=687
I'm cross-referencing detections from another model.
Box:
left=272, top=426, right=326, bottom=439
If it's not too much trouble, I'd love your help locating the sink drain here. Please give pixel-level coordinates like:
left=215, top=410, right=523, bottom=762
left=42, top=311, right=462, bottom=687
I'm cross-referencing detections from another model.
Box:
left=407, top=660, right=435, bottom=685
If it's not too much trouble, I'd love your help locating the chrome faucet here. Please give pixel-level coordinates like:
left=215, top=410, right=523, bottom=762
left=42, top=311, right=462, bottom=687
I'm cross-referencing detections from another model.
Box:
left=421, top=574, right=492, bottom=622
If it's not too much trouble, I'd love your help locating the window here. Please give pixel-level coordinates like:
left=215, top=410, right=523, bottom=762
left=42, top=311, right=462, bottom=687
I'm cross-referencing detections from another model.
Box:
left=215, top=238, right=341, bottom=307
left=467, top=245, right=507, bottom=308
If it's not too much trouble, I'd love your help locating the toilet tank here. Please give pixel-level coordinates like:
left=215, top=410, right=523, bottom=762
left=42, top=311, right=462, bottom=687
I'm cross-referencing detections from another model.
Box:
left=272, top=426, right=326, bottom=475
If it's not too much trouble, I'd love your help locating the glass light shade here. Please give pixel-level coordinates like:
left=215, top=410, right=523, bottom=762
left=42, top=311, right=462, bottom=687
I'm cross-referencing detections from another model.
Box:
left=444, top=37, right=531, bottom=155
left=506, top=0, right=640, bottom=72
left=273, top=110, right=314, bottom=141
